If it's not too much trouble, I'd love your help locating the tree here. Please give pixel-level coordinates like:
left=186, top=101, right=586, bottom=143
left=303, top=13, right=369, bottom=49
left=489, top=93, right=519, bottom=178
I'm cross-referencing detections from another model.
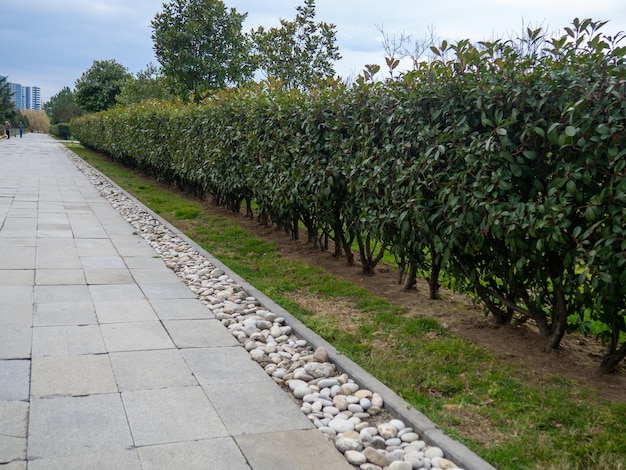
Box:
left=151, top=0, right=253, bottom=100
left=44, top=87, right=83, bottom=124
left=116, top=63, right=172, bottom=106
left=0, top=76, right=17, bottom=124
left=251, top=0, right=341, bottom=89
left=75, top=60, right=130, bottom=112
left=21, top=110, right=50, bottom=133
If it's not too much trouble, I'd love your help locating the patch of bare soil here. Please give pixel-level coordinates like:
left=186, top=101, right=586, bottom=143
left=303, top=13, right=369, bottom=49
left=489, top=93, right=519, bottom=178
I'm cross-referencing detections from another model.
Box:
left=199, top=201, right=626, bottom=404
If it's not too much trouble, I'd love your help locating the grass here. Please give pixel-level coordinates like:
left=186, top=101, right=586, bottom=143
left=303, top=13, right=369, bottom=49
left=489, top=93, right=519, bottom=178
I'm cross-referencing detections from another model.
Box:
left=66, top=143, right=626, bottom=470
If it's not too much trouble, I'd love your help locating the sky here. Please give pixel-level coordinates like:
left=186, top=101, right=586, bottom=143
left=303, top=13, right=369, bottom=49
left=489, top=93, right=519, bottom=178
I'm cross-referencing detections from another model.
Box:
left=1, top=0, right=625, bottom=103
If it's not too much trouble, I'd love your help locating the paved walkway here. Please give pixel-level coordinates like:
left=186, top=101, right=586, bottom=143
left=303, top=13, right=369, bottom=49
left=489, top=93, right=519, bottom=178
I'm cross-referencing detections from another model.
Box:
left=0, top=134, right=352, bottom=469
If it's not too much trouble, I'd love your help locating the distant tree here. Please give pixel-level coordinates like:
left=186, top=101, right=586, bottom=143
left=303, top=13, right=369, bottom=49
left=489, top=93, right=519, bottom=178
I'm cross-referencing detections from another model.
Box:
left=0, top=76, right=17, bottom=124
left=251, top=0, right=341, bottom=89
left=21, top=110, right=50, bottom=133
left=75, top=60, right=130, bottom=112
left=151, top=0, right=254, bottom=101
left=44, top=87, right=83, bottom=124
left=116, top=63, right=173, bottom=106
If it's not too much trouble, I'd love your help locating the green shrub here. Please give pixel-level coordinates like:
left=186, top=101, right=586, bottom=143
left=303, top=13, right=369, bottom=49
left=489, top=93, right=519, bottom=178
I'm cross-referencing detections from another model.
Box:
left=70, top=18, right=626, bottom=372
left=50, top=122, right=71, bottom=139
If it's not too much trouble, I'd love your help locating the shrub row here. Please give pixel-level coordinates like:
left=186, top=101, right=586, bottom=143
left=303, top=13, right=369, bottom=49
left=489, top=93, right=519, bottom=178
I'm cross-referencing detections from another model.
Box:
left=50, top=123, right=71, bottom=140
left=72, top=19, right=626, bottom=372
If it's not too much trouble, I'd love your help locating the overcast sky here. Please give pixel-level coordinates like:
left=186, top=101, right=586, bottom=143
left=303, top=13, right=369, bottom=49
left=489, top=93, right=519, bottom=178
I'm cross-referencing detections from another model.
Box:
left=2, top=0, right=625, bottom=103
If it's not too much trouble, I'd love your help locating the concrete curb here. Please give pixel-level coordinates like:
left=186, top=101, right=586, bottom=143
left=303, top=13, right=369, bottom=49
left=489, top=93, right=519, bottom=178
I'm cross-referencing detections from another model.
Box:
left=64, top=144, right=498, bottom=470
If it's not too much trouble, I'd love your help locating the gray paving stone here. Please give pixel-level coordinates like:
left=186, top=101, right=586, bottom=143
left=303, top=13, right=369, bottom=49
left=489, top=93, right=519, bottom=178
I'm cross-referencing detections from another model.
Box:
left=111, top=238, right=160, bottom=257
left=130, top=267, right=181, bottom=284
left=64, top=203, right=91, bottom=210
left=149, top=298, right=215, bottom=320
left=28, top=394, right=134, bottom=459
left=100, top=222, right=137, bottom=237
left=201, top=380, right=313, bottom=436
left=94, top=299, right=159, bottom=323
left=0, top=218, right=37, bottom=238
left=75, top=238, right=118, bottom=257
left=37, top=215, right=69, bottom=224
left=33, top=301, right=96, bottom=326
left=38, top=229, right=74, bottom=238
left=0, top=461, right=26, bottom=470
left=7, top=202, right=37, bottom=217
left=27, top=449, right=142, bottom=470
left=88, top=283, right=145, bottom=302
left=69, top=222, right=108, bottom=239
left=122, top=386, right=228, bottom=446
left=0, top=286, right=32, bottom=304
left=80, top=256, right=126, bottom=269
left=30, top=354, right=117, bottom=397
left=0, top=270, right=34, bottom=286
left=31, top=325, right=106, bottom=357
left=137, top=438, right=250, bottom=470
left=123, top=256, right=167, bottom=270
left=37, top=220, right=72, bottom=238
left=235, top=430, right=354, bottom=470
left=84, top=268, right=134, bottom=285
left=182, top=347, right=269, bottom=385
left=109, top=349, right=196, bottom=391
left=100, top=321, right=175, bottom=352
left=163, top=319, right=239, bottom=348
left=0, top=237, right=35, bottom=248
left=35, top=240, right=80, bottom=269
left=0, top=401, right=28, bottom=463
left=35, top=269, right=85, bottom=285
left=34, top=285, right=91, bottom=303
left=0, top=306, right=32, bottom=360
left=139, top=282, right=199, bottom=300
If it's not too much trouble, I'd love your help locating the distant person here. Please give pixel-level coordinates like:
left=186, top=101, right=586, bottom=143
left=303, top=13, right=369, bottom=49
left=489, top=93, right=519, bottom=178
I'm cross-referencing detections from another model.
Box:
left=18, top=121, right=23, bottom=138
left=4, top=121, right=10, bottom=139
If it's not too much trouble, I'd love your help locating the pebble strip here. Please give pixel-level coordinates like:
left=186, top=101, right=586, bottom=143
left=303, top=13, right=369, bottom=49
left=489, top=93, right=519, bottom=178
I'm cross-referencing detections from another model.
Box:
left=65, top=148, right=465, bottom=470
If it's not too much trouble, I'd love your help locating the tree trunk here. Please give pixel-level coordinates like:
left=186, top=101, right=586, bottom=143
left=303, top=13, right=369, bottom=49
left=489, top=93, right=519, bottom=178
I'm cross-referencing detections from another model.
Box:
left=397, top=260, right=406, bottom=285
left=427, top=254, right=442, bottom=300
left=356, top=232, right=386, bottom=275
left=342, top=232, right=354, bottom=266
left=333, top=231, right=342, bottom=258
left=292, top=216, right=299, bottom=240
left=492, top=292, right=514, bottom=325
left=402, top=263, right=417, bottom=291
left=599, top=342, right=626, bottom=375
left=245, top=197, right=253, bottom=219
left=544, top=251, right=568, bottom=351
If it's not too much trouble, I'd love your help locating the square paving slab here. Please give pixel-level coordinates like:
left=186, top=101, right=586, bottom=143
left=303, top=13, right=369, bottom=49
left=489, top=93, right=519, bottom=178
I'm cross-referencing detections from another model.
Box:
left=100, top=321, right=175, bottom=352
left=137, top=438, right=250, bottom=470
left=31, top=325, right=106, bottom=357
left=182, top=347, right=270, bottom=385
left=235, top=430, right=354, bottom=470
left=109, top=349, right=196, bottom=391
left=121, top=386, right=228, bottom=447
left=163, top=319, right=240, bottom=348
left=28, top=394, right=134, bottom=460
left=0, top=401, right=28, bottom=463
left=30, top=355, right=116, bottom=397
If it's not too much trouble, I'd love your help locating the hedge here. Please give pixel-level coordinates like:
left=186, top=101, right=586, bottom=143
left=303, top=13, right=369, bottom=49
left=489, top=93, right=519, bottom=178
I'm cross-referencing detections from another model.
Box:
left=72, top=19, right=626, bottom=372
left=50, top=123, right=71, bottom=140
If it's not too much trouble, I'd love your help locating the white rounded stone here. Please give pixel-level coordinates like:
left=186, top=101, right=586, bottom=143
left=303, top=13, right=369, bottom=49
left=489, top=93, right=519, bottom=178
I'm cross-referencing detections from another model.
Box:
left=328, top=419, right=355, bottom=433
left=424, top=446, right=445, bottom=459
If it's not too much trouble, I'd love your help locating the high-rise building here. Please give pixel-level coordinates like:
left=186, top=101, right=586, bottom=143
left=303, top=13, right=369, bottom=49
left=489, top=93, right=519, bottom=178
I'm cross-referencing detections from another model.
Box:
left=24, top=86, right=41, bottom=110
left=8, top=82, right=24, bottom=109
left=0, top=76, right=42, bottom=110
